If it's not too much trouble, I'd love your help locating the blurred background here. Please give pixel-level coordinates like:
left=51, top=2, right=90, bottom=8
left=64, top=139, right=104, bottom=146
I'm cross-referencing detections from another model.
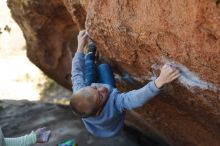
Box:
left=0, top=0, right=71, bottom=103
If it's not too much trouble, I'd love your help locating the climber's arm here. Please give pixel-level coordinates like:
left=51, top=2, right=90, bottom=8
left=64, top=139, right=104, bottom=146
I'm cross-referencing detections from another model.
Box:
left=71, top=30, right=88, bottom=92
left=115, top=64, right=180, bottom=112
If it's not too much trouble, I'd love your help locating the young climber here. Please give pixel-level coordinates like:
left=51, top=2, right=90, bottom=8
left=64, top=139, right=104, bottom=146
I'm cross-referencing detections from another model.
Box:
left=70, top=30, right=180, bottom=137
left=0, top=127, right=51, bottom=146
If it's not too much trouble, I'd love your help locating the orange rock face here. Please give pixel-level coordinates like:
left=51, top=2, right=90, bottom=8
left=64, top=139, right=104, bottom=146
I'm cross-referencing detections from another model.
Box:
left=86, top=1, right=220, bottom=145
left=7, top=0, right=220, bottom=145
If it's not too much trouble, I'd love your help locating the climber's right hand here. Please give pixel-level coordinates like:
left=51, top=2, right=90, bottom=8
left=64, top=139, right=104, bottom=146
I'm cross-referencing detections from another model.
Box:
left=77, top=30, right=88, bottom=53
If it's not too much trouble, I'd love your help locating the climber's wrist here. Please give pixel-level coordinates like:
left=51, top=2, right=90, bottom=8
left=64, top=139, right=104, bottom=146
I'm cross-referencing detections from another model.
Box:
left=155, top=77, right=164, bottom=89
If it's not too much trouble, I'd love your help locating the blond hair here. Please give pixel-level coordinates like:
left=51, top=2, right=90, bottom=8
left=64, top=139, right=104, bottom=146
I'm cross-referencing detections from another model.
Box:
left=70, top=89, right=99, bottom=118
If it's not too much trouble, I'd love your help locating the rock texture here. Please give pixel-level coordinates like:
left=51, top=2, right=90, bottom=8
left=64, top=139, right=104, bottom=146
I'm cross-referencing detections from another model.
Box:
left=7, top=0, right=220, bottom=146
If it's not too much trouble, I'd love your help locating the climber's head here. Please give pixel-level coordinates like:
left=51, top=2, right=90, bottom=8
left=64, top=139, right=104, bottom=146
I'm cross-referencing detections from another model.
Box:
left=70, top=85, right=109, bottom=118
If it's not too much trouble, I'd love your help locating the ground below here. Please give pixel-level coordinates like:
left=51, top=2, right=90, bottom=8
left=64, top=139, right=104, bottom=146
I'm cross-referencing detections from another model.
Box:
left=0, top=100, right=165, bottom=146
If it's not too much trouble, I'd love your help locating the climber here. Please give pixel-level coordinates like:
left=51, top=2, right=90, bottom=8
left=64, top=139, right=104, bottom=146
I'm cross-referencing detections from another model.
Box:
left=0, top=127, right=51, bottom=146
left=70, top=30, right=180, bottom=137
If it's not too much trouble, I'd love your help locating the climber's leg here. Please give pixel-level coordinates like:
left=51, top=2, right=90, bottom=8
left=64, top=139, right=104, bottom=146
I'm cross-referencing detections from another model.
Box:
left=98, top=63, right=116, bottom=87
left=84, top=40, right=97, bottom=85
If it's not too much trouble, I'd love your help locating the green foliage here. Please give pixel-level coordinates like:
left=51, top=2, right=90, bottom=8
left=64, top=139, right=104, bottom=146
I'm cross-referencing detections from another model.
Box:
left=38, top=75, right=60, bottom=100
left=38, top=74, right=71, bottom=105
left=0, top=100, right=3, bottom=111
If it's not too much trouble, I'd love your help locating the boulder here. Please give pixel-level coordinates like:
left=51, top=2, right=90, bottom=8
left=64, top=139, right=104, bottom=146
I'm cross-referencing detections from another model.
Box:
left=7, top=0, right=83, bottom=89
left=7, top=0, right=220, bottom=145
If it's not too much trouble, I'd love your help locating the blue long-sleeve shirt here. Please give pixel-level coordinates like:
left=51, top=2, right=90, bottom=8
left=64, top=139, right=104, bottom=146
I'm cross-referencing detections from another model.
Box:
left=71, top=52, right=160, bottom=137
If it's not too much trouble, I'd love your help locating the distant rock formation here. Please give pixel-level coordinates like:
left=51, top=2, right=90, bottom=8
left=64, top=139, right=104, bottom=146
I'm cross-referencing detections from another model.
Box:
left=7, top=0, right=83, bottom=89
left=7, top=0, right=220, bottom=145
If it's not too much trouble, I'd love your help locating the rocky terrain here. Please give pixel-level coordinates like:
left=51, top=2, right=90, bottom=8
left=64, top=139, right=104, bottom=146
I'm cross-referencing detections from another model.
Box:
left=0, top=100, right=165, bottom=146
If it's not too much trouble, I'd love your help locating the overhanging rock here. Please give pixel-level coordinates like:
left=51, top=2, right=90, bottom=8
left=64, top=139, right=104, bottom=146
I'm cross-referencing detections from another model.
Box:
left=7, top=0, right=220, bottom=145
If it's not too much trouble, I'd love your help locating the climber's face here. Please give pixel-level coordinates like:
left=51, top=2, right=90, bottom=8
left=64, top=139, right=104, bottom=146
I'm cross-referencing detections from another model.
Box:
left=70, top=84, right=109, bottom=118
left=85, top=85, right=109, bottom=116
